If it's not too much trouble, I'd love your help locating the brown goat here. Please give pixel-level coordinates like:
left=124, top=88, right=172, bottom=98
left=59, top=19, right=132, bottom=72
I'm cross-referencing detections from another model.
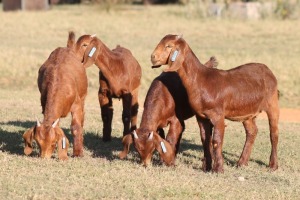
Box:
left=23, top=33, right=90, bottom=159
left=119, top=57, right=217, bottom=168
left=72, top=34, right=142, bottom=142
left=151, top=35, right=279, bottom=173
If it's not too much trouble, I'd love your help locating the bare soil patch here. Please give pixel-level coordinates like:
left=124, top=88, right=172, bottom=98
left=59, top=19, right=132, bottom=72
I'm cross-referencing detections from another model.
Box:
left=258, top=108, right=300, bottom=123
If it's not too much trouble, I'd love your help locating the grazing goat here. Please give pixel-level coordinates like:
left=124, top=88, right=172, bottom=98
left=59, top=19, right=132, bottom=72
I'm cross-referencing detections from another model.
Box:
left=72, top=34, right=142, bottom=142
left=23, top=32, right=89, bottom=159
left=119, top=57, right=217, bottom=168
left=151, top=34, right=279, bottom=173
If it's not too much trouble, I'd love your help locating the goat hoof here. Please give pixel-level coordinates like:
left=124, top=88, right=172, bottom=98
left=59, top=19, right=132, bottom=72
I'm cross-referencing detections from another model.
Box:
left=202, top=165, right=212, bottom=172
left=269, top=163, right=278, bottom=171
left=213, top=166, right=224, bottom=173
left=72, top=150, right=84, bottom=157
left=237, top=161, right=248, bottom=167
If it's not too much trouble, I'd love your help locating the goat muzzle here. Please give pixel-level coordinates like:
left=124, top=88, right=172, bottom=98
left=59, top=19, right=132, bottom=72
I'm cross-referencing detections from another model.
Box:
left=151, top=65, right=161, bottom=69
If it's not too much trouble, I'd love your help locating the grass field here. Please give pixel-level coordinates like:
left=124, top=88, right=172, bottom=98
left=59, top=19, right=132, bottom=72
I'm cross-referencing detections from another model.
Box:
left=0, top=3, right=300, bottom=199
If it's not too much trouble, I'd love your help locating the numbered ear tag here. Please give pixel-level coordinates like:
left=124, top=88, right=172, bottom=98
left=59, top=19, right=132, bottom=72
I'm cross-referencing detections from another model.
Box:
left=88, top=47, right=96, bottom=57
left=171, top=50, right=179, bottom=62
left=62, top=137, right=66, bottom=149
left=160, top=141, right=167, bottom=153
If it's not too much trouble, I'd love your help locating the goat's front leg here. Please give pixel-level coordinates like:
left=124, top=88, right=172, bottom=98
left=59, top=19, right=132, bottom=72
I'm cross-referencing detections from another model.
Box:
left=165, top=116, right=183, bottom=155
left=71, top=104, right=84, bottom=157
left=197, top=116, right=213, bottom=172
left=99, top=77, right=113, bottom=142
left=210, top=116, right=225, bottom=173
left=122, top=93, right=132, bottom=136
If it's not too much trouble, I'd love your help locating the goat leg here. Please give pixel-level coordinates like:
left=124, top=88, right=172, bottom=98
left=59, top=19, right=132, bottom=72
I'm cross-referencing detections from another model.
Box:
left=122, top=93, right=132, bottom=136
left=266, top=94, right=279, bottom=170
left=99, top=84, right=113, bottom=142
left=197, top=116, right=213, bottom=172
left=130, top=89, right=139, bottom=132
left=165, top=116, right=183, bottom=155
left=238, top=118, right=258, bottom=167
left=211, top=119, right=225, bottom=173
left=71, top=120, right=84, bottom=157
left=101, top=104, right=113, bottom=142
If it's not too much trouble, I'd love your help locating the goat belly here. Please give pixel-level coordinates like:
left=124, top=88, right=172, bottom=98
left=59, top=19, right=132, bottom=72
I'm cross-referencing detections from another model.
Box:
left=225, top=111, right=260, bottom=122
left=230, top=105, right=263, bottom=121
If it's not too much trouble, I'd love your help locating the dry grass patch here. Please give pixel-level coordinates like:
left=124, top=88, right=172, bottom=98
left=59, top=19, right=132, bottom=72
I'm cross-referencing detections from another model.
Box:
left=0, top=4, right=299, bottom=106
left=1, top=89, right=300, bottom=199
left=0, top=3, right=300, bottom=199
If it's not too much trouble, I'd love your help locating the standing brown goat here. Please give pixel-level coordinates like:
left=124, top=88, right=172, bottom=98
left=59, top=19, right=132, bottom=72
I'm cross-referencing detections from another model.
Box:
left=72, top=34, right=142, bottom=142
left=23, top=32, right=90, bottom=159
left=151, top=35, right=280, bottom=173
left=119, top=57, right=217, bottom=168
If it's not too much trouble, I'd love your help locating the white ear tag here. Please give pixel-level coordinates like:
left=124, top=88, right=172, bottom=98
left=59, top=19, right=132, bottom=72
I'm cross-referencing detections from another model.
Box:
left=88, top=47, right=96, bottom=57
left=62, top=137, right=66, bottom=149
left=160, top=141, right=167, bottom=153
left=171, top=50, right=179, bottom=62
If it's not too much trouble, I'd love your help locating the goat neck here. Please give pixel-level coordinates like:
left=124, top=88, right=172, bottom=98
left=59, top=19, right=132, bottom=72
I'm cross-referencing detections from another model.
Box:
left=93, top=39, right=124, bottom=95
left=176, top=48, right=208, bottom=94
left=139, top=111, right=162, bottom=134
left=139, top=81, right=174, bottom=131
left=94, top=39, right=118, bottom=69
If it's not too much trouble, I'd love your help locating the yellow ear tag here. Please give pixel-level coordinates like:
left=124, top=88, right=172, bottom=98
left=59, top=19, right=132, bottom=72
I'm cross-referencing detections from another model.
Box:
left=88, top=47, right=96, bottom=57
left=171, top=50, right=179, bottom=62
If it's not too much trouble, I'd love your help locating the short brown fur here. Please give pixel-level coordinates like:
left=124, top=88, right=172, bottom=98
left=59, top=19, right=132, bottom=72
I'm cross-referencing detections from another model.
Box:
left=72, top=34, right=142, bottom=141
left=119, top=57, right=217, bottom=169
left=23, top=32, right=90, bottom=160
left=151, top=35, right=279, bottom=172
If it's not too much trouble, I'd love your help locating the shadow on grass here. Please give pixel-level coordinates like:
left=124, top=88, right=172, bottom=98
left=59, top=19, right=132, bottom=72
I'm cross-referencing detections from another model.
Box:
left=223, top=150, right=268, bottom=168
left=0, top=120, right=35, bottom=155
left=0, top=120, right=268, bottom=168
left=0, top=120, right=124, bottom=161
left=177, top=138, right=268, bottom=170
left=83, top=132, right=123, bottom=160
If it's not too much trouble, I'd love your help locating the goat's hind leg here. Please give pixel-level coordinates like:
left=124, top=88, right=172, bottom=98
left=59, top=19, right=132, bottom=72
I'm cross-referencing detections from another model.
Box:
left=122, top=93, right=132, bottom=136
left=130, top=88, right=139, bottom=132
left=99, top=77, right=113, bottom=142
left=71, top=105, right=84, bottom=157
left=266, top=93, right=280, bottom=170
left=238, top=118, right=258, bottom=167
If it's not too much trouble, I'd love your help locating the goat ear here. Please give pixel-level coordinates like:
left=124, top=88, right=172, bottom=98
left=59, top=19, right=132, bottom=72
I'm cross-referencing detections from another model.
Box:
left=82, top=38, right=99, bottom=68
left=147, top=131, right=153, bottom=141
left=55, top=127, right=69, bottom=161
left=52, top=118, right=59, bottom=128
left=153, top=133, right=175, bottom=166
left=164, top=47, right=185, bottom=72
left=67, top=31, right=75, bottom=48
left=23, top=127, right=35, bottom=155
left=176, top=34, right=183, bottom=39
left=204, top=56, right=218, bottom=68
left=119, top=134, right=133, bottom=159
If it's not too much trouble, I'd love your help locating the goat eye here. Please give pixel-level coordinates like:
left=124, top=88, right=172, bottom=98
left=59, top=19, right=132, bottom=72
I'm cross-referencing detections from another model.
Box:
left=82, top=44, right=88, bottom=47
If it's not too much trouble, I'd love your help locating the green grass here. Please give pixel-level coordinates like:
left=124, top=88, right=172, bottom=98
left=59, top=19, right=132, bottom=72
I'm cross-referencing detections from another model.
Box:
left=0, top=3, right=300, bottom=199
